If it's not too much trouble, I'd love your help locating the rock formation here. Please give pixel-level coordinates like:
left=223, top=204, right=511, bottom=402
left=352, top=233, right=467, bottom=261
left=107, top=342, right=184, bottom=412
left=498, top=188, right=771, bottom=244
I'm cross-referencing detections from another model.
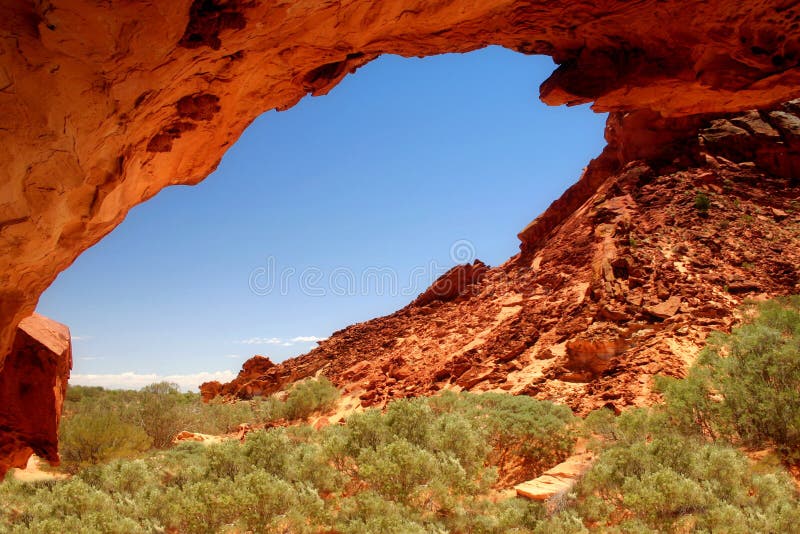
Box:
left=2, top=0, right=800, bottom=469
left=207, top=104, right=800, bottom=413
left=0, top=314, right=71, bottom=478
left=514, top=452, right=594, bottom=503
left=412, top=260, right=489, bottom=307
left=3, top=0, right=800, bottom=368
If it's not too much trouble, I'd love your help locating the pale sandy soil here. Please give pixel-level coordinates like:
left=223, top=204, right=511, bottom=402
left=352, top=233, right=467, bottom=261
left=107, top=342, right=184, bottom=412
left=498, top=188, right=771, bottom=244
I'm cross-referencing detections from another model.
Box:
left=11, top=455, right=67, bottom=483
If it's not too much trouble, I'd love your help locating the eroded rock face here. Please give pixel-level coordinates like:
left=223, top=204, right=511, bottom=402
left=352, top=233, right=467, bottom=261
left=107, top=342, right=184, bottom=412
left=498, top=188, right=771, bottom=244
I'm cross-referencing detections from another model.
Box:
left=0, top=314, right=71, bottom=478
left=212, top=106, right=800, bottom=413
left=3, top=0, right=800, bottom=472
left=412, top=260, right=489, bottom=307
left=2, top=0, right=800, bottom=369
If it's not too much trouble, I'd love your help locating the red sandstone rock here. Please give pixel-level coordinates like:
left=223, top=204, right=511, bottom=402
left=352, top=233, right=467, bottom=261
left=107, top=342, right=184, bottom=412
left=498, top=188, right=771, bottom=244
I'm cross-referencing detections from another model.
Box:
left=172, top=431, right=223, bottom=445
left=200, top=355, right=281, bottom=400
left=239, top=355, right=275, bottom=375
left=3, top=0, right=800, bottom=470
left=646, top=296, right=683, bottom=320
left=2, top=0, right=800, bottom=368
left=514, top=452, right=594, bottom=502
left=198, top=380, right=222, bottom=402
left=0, top=314, right=71, bottom=478
left=413, top=260, right=489, bottom=307
left=215, top=107, right=800, bottom=413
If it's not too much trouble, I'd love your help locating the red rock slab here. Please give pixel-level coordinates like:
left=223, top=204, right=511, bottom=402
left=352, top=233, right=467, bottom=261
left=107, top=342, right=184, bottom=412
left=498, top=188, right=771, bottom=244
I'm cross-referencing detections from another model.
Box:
left=0, top=314, right=72, bottom=478
left=514, top=452, right=595, bottom=501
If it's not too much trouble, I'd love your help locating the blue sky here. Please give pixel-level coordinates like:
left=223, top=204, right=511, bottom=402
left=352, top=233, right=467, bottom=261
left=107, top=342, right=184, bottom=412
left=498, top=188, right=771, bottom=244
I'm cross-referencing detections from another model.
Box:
left=36, top=46, right=607, bottom=390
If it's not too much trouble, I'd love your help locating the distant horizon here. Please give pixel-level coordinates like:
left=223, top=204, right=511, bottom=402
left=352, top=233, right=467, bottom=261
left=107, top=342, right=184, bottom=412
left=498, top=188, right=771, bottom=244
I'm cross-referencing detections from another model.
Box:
left=38, top=47, right=607, bottom=391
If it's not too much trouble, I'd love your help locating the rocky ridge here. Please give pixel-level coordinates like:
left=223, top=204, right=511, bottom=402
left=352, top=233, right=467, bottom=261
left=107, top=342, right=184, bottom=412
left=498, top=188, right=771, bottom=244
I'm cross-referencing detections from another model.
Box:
left=205, top=105, right=800, bottom=414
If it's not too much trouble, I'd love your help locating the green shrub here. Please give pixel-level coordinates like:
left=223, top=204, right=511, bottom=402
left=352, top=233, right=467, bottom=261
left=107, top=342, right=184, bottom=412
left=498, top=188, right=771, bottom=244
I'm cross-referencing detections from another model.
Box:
left=694, top=192, right=711, bottom=212
left=134, top=382, right=193, bottom=449
left=427, top=392, right=576, bottom=477
left=357, top=439, right=441, bottom=503
left=280, top=376, right=340, bottom=421
left=243, top=428, right=293, bottom=476
left=660, top=296, right=800, bottom=461
left=578, top=409, right=800, bottom=532
left=153, top=479, right=240, bottom=533
left=233, top=471, right=326, bottom=533
left=204, top=440, right=247, bottom=480
left=195, top=396, right=279, bottom=434
left=59, top=411, right=151, bottom=470
left=335, top=491, right=428, bottom=534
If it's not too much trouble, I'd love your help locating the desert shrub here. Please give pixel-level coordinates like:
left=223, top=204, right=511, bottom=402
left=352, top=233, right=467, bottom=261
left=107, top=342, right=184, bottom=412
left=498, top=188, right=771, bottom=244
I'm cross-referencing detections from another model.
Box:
left=64, top=386, right=107, bottom=403
left=204, top=439, right=248, bottom=480
left=428, top=391, right=576, bottom=477
left=659, top=296, right=800, bottom=461
left=340, top=392, right=575, bottom=493
left=694, top=191, right=711, bottom=212
left=357, top=438, right=442, bottom=503
left=7, top=390, right=575, bottom=532
left=476, top=393, right=576, bottom=472
left=428, top=409, right=492, bottom=480
left=242, top=427, right=344, bottom=493
left=280, top=376, right=340, bottom=421
left=134, top=382, right=194, bottom=448
left=578, top=408, right=800, bottom=532
left=335, top=491, right=430, bottom=534
left=77, top=458, right=157, bottom=497
left=59, top=411, right=151, bottom=470
left=60, top=382, right=280, bottom=457
left=441, top=495, right=545, bottom=534
left=0, top=477, right=150, bottom=534
left=337, top=407, right=392, bottom=455
left=532, top=511, right=588, bottom=534
left=233, top=471, right=326, bottom=533
left=152, top=478, right=240, bottom=533
left=192, top=396, right=279, bottom=434
left=243, top=428, right=293, bottom=476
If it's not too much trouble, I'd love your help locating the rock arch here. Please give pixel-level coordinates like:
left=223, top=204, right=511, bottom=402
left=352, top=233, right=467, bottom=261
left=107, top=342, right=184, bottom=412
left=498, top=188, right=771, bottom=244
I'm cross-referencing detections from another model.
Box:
left=1, top=0, right=799, bottom=471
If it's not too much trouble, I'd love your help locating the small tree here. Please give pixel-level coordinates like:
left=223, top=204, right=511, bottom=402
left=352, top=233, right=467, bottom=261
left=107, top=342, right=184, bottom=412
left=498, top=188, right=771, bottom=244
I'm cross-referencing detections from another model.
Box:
left=60, top=411, right=151, bottom=470
left=662, top=296, right=800, bottom=462
left=136, top=382, right=190, bottom=448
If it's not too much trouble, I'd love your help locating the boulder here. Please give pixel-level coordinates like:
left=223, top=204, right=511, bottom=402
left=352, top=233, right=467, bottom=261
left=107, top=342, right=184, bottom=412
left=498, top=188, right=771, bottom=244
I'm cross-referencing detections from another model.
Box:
left=0, top=314, right=71, bottom=478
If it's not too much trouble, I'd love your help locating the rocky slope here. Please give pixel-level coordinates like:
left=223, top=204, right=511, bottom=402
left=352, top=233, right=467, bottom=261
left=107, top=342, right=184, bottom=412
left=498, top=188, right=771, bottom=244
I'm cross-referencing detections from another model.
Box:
left=205, top=104, right=800, bottom=414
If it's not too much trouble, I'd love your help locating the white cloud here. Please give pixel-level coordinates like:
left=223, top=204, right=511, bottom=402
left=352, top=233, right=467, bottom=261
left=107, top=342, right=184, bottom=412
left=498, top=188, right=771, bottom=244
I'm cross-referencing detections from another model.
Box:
left=224, top=354, right=243, bottom=359
left=72, top=335, right=93, bottom=341
left=237, top=335, right=326, bottom=346
left=78, top=356, right=104, bottom=361
left=69, top=370, right=237, bottom=392
left=238, top=337, right=283, bottom=345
